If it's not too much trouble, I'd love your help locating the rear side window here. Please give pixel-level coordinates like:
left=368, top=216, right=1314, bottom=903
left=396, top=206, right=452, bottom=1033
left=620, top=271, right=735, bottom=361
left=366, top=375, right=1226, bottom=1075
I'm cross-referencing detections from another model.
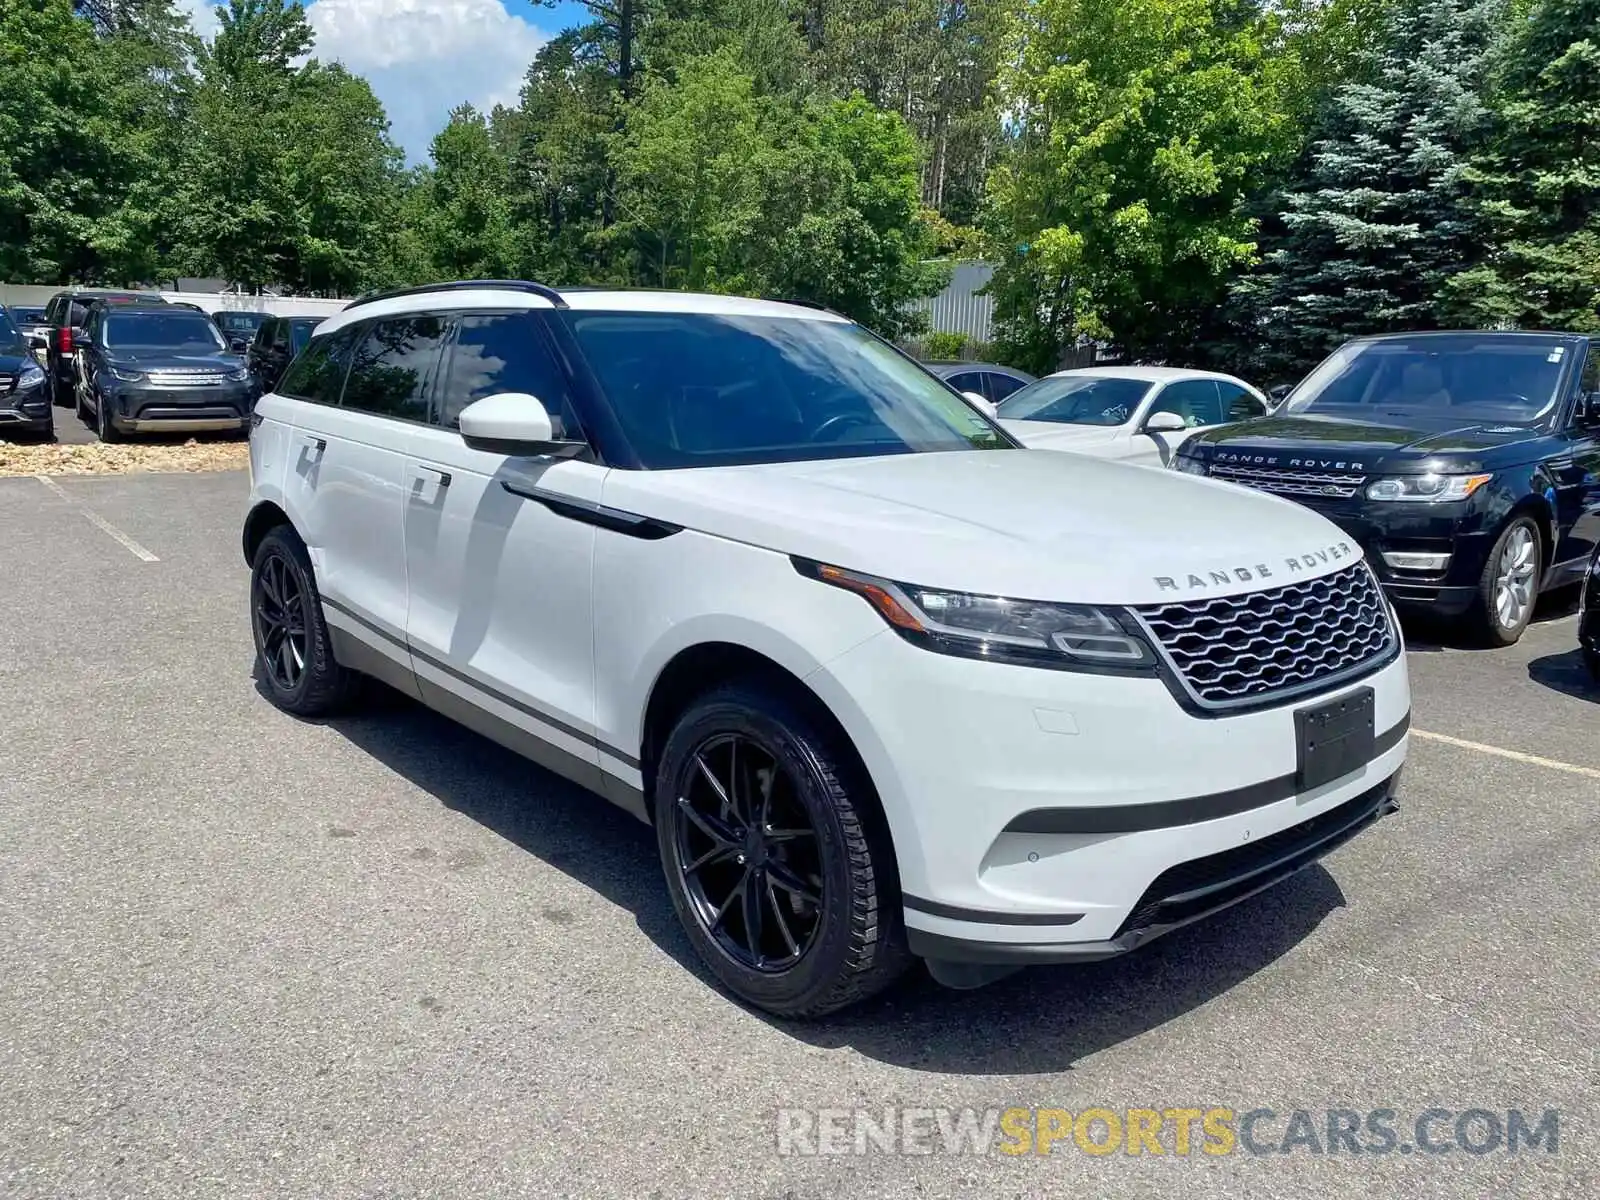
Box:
left=944, top=371, right=985, bottom=396
left=1149, top=379, right=1226, bottom=428
left=437, top=311, right=579, bottom=436
left=342, top=315, right=448, bottom=422
left=277, top=326, right=357, bottom=403
left=987, top=373, right=1026, bottom=402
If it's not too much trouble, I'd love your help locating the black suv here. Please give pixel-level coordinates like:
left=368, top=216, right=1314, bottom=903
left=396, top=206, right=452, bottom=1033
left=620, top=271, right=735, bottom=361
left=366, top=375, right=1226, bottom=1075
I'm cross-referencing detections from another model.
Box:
left=245, top=315, right=321, bottom=393
left=76, top=304, right=253, bottom=441
left=1175, top=331, right=1600, bottom=644
left=0, top=307, right=52, bottom=439
left=41, top=288, right=166, bottom=408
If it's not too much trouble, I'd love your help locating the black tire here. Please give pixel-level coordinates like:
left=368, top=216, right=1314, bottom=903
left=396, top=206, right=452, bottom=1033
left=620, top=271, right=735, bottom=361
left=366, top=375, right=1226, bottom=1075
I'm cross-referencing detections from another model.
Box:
left=95, top=389, right=123, bottom=443
left=51, top=372, right=70, bottom=408
left=1467, top=516, right=1541, bottom=647
left=654, top=681, right=910, bottom=1018
left=74, top=378, right=88, bottom=423
left=250, top=525, right=360, bottom=716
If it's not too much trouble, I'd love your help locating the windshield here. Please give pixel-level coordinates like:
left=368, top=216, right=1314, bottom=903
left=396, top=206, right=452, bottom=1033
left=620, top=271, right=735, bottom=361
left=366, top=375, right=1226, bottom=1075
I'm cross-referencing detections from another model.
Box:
left=998, top=375, right=1151, bottom=425
left=0, top=311, right=24, bottom=352
left=104, top=312, right=227, bottom=352
left=1285, top=334, right=1575, bottom=425
left=561, top=312, right=1013, bottom=468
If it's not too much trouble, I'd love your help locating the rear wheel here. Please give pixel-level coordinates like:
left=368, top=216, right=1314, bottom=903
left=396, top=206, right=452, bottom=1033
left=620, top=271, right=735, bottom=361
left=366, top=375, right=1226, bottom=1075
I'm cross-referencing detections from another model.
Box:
left=1469, top=517, right=1541, bottom=646
left=654, top=682, right=909, bottom=1017
left=250, top=525, right=360, bottom=716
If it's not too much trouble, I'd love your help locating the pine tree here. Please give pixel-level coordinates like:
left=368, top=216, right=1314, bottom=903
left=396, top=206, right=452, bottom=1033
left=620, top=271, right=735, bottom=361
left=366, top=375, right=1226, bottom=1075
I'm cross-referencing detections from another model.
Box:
left=1237, top=0, right=1506, bottom=375
left=1445, top=0, right=1600, bottom=332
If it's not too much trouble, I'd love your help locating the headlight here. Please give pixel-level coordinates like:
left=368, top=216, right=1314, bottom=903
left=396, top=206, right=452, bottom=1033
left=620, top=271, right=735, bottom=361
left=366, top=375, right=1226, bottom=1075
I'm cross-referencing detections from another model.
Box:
left=226, top=366, right=251, bottom=383
left=110, top=366, right=146, bottom=383
left=17, top=362, right=44, bottom=387
left=795, top=560, right=1158, bottom=673
left=1365, top=473, right=1492, bottom=502
left=1172, top=455, right=1208, bottom=475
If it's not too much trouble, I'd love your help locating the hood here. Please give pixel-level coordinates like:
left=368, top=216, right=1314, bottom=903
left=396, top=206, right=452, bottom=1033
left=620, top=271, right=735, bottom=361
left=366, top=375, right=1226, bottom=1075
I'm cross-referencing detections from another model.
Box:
left=1000, top=420, right=1126, bottom=453
left=108, top=350, right=242, bottom=370
left=601, top=449, right=1360, bottom=605
left=0, top=346, right=35, bottom=369
left=1186, top=413, right=1551, bottom=472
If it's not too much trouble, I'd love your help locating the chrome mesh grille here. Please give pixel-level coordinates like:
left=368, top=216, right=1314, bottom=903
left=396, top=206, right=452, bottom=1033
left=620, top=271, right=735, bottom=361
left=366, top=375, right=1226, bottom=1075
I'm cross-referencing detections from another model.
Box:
left=146, top=370, right=229, bottom=388
left=1208, top=464, right=1365, bottom=499
left=1136, top=563, right=1394, bottom=707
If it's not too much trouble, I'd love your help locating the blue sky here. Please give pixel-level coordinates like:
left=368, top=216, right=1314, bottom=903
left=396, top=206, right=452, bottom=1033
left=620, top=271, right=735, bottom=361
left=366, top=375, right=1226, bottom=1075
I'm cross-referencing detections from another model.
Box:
left=184, top=1, right=595, bottom=162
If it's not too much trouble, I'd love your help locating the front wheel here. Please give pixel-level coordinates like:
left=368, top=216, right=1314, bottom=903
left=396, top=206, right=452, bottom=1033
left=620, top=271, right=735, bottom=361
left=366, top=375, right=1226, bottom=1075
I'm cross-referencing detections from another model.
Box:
left=654, top=682, right=910, bottom=1017
left=1469, top=517, right=1541, bottom=646
left=95, top=390, right=123, bottom=443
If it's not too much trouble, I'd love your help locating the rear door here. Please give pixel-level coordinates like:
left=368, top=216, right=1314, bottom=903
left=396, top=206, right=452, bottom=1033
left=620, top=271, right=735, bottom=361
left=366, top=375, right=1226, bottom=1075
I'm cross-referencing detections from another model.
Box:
left=1551, top=343, right=1600, bottom=572
left=400, top=309, right=612, bottom=799
left=277, top=316, right=446, bottom=672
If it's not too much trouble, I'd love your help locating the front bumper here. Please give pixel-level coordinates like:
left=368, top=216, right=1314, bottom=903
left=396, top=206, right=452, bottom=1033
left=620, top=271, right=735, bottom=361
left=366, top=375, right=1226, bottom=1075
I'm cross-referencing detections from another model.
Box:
left=810, top=628, right=1411, bottom=961
left=1269, top=498, right=1492, bottom=615
left=0, top=381, right=53, bottom=434
left=105, top=382, right=253, bottom=434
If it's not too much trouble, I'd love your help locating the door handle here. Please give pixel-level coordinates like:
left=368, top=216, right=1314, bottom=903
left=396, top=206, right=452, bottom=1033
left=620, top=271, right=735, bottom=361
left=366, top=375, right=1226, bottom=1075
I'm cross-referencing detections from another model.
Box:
left=414, top=465, right=451, bottom=488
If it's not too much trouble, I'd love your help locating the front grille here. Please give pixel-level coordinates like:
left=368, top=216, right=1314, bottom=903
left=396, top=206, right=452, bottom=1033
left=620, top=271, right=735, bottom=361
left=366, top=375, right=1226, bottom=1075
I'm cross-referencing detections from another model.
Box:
left=1208, top=463, right=1365, bottom=499
left=146, top=370, right=229, bottom=388
left=1135, top=562, right=1394, bottom=708
left=0, top=373, right=14, bottom=395
left=1114, top=775, right=1397, bottom=940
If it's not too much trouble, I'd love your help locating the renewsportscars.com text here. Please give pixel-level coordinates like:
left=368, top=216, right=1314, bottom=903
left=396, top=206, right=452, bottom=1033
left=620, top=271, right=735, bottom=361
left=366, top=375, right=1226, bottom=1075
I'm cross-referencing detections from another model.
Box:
left=775, top=1106, right=1560, bottom=1158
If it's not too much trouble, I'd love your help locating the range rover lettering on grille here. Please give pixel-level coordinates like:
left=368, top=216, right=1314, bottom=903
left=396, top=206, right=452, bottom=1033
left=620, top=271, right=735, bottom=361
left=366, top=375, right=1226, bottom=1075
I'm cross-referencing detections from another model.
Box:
left=1136, top=561, right=1395, bottom=708
left=1152, top=541, right=1355, bottom=592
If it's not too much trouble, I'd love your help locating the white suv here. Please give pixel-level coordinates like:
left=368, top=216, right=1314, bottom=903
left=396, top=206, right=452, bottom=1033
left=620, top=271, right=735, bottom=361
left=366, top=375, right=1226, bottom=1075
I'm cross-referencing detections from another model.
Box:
left=243, top=281, right=1411, bottom=1017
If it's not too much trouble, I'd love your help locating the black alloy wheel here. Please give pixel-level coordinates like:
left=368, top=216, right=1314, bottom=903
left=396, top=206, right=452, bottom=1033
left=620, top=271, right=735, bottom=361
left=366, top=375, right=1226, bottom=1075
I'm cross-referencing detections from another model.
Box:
left=672, top=733, right=826, bottom=972
left=249, top=526, right=360, bottom=716
left=655, top=682, right=910, bottom=1017
left=255, top=550, right=309, bottom=693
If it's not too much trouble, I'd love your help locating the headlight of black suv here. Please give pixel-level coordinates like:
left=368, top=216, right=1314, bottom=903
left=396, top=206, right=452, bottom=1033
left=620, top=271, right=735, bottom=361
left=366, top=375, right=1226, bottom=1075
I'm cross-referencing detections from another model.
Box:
left=794, top=559, right=1159, bottom=674
left=1171, top=451, right=1208, bottom=475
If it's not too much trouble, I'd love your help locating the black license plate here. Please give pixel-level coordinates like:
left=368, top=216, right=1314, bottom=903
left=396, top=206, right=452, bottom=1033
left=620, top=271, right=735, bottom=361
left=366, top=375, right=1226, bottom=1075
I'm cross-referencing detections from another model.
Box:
left=1295, top=688, right=1375, bottom=791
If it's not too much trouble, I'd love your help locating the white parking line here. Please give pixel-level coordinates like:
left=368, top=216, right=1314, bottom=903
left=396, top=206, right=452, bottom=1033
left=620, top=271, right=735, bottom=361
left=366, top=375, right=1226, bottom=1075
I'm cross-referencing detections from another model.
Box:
left=1412, top=728, right=1600, bottom=782
left=33, top=475, right=160, bottom=563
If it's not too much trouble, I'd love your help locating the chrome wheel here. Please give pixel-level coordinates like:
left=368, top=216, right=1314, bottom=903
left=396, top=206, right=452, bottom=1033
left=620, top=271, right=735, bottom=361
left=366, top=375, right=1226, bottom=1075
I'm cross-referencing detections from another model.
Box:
left=1493, top=524, right=1537, bottom=630
left=671, top=733, right=824, bottom=973
left=254, top=552, right=308, bottom=692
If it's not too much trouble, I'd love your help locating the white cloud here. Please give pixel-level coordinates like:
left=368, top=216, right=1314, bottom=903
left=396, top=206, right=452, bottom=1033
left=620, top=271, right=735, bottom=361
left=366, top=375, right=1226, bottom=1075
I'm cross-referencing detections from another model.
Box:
left=178, top=0, right=549, bottom=163
left=308, top=0, right=548, bottom=161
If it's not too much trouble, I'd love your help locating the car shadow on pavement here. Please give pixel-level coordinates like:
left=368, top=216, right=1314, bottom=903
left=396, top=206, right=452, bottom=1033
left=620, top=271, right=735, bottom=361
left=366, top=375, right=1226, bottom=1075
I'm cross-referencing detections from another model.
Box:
left=1527, top=648, right=1600, bottom=701
left=278, top=675, right=1349, bottom=1075
left=1400, top=585, right=1579, bottom=652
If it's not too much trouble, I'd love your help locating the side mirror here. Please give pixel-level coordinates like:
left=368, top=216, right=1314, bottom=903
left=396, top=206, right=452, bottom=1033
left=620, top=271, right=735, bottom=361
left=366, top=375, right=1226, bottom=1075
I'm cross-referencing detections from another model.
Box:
left=459, top=392, right=586, bottom=457
left=961, top=389, right=997, bottom=418
left=1268, top=383, right=1293, bottom=401
left=1143, top=410, right=1189, bottom=434
left=28, top=333, right=47, bottom=351
left=228, top=335, right=249, bottom=352
left=1582, top=391, right=1600, bottom=428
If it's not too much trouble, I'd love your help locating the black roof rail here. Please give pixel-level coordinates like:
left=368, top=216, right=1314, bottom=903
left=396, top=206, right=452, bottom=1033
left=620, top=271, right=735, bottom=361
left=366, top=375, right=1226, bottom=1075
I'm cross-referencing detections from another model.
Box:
left=345, top=279, right=568, bottom=311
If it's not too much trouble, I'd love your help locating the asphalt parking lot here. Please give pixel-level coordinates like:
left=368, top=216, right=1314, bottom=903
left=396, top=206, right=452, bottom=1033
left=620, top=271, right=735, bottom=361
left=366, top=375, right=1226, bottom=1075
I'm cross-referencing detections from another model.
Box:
left=2, top=468, right=1597, bottom=1199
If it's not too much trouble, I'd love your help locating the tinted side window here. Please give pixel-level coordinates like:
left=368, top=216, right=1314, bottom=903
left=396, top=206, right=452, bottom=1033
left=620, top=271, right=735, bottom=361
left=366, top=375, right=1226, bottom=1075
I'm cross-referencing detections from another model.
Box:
left=1217, top=380, right=1267, bottom=422
left=342, top=316, right=447, bottom=422
left=1149, top=379, right=1225, bottom=428
left=987, top=373, right=1026, bottom=402
left=945, top=371, right=985, bottom=397
left=437, top=311, right=578, bottom=435
left=277, top=326, right=357, bottom=403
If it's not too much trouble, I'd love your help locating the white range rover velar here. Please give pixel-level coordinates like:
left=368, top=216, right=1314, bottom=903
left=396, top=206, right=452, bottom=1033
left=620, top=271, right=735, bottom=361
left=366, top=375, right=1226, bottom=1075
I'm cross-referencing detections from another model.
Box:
left=243, top=281, right=1410, bottom=1017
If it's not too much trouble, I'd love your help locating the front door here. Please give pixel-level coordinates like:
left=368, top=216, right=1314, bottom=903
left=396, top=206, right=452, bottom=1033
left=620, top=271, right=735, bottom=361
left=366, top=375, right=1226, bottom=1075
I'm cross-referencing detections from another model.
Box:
left=400, top=310, right=613, bottom=801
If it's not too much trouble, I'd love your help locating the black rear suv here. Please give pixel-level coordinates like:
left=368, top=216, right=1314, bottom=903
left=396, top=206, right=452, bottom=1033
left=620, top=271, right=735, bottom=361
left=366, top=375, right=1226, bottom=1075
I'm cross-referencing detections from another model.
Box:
left=1175, top=331, right=1600, bottom=645
left=76, top=304, right=253, bottom=441
left=40, top=287, right=166, bottom=408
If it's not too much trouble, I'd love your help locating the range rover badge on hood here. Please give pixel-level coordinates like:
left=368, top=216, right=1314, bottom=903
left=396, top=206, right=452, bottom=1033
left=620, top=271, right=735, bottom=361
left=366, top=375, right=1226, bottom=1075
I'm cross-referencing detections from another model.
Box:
left=1154, top=542, right=1356, bottom=592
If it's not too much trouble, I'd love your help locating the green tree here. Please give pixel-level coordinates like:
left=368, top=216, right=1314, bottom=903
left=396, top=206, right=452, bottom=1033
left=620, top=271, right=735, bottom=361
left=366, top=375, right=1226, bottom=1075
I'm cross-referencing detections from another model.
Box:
left=1236, top=0, right=1506, bottom=375
left=1447, top=0, right=1600, bottom=331
left=410, top=106, right=521, bottom=281
left=983, top=0, right=1298, bottom=372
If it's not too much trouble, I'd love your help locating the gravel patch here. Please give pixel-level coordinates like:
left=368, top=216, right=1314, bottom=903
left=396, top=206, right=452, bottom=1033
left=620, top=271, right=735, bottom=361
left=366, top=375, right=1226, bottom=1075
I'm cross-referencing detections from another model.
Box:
left=0, top=439, right=248, bottom=477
